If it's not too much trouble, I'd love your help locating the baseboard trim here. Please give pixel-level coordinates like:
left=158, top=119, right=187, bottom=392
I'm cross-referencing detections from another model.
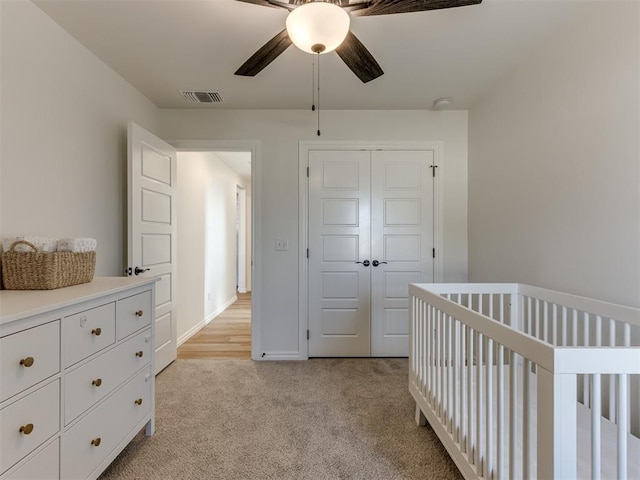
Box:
left=177, top=295, right=238, bottom=347
left=254, top=351, right=303, bottom=361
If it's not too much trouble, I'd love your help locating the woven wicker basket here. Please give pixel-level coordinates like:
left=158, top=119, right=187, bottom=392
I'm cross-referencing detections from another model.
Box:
left=1, top=240, right=96, bottom=290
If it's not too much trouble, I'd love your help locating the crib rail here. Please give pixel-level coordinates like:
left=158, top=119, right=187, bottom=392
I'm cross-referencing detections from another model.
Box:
left=409, top=283, right=640, bottom=480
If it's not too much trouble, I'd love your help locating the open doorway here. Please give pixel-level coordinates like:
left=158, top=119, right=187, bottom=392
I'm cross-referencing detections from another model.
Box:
left=174, top=149, right=253, bottom=359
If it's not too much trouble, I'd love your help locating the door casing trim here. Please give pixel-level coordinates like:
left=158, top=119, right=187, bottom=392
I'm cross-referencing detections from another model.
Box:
left=298, top=141, right=444, bottom=360
left=168, top=139, right=263, bottom=360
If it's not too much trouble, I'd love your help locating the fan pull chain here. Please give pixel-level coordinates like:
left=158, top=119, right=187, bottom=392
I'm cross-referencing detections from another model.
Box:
left=311, top=54, right=316, bottom=112
left=316, top=51, right=321, bottom=136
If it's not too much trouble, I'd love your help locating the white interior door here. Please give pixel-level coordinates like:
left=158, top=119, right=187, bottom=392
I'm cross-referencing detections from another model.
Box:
left=308, top=148, right=435, bottom=357
left=127, top=122, right=177, bottom=374
left=370, top=150, right=434, bottom=356
left=308, top=150, right=371, bottom=357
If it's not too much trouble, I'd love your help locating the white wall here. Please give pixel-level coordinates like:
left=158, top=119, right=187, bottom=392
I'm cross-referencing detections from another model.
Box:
left=468, top=1, right=640, bottom=308
left=161, top=110, right=469, bottom=356
left=176, top=151, right=250, bottom=343
left=0, top=1, right=160, bottom=275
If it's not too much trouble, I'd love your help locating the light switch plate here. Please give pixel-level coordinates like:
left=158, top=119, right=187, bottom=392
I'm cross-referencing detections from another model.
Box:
left=275, top=237, right=288, bottom=251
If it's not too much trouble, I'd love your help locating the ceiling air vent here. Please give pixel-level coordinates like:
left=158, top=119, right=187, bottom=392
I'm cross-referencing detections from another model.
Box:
left=180, top=90, right=223, bottom=104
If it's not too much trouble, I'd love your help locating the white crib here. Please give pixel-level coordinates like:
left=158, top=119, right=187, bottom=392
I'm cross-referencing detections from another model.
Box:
left=409, top=283, right=640, bottom=480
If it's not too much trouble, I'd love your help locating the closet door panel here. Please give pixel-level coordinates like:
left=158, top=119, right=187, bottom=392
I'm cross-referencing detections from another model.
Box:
left=308, top=150, right=371, bottom=357
left=370, top=150, right=434, bottom=357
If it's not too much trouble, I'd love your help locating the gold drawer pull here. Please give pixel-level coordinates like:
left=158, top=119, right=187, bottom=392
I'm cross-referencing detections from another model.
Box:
left=91, top=327, right=102, bottom=336
left=19, top=357, right=34, bottom=367
left=135, top=351, right=144, bottom=358
left=91, top=437, right=101, bottom=447
left=92, top=378, right=103, bottom=387
left=134, top=398, right=143, bottom=406
left=135, top=310, right=144, bottom=317
left=19, top=423, right=34, bottom=435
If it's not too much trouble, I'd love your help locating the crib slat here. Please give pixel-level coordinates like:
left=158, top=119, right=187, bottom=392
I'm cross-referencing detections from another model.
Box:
left=437, top=309, right=443, bottom=417
left=609, top=319, right=616, bottom=422
left=561, top=306, right=567, bottom=346
left=552, top=303, right=558, bottom=345
left=454, top=319, right=460, bottom=443
left=419, top=300, right=424, bottom=395
left=523, top=359, right=532, bottom=480
left=535, top=299, right=541, bottom=341
left=543, top=301, right=549, bottom=344
left=476, top=333, right=485, bottom=472
left=497, top=344, right=505, bottom=480
left=468, top=328, right=475, bottom=464
left=426, top=304, right=431, bottom=403
left=448, top=314, right=453, bottom=433
left=509, top=351, right=518, bottom=480
left=623, top=323, right=630, bottom=347
left=583, top=312, right=590, bottom=406
left=617, top=374, right=628, bottom=480
left=527, top=297, right=533, bottom=336
left=486, top=338, right=494, bottom=479
left=551, top=303, right=558, bottom=346
left=592, top=374, right=602, bottom=480
left=461, top=325, right=467, bottom=453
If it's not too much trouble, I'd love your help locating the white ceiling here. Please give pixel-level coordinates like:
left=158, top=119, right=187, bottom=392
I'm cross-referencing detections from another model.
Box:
left=34, top=0, right=584, bottom=110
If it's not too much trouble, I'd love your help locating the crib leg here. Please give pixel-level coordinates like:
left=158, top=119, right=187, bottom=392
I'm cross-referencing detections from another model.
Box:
left=415, top=403, right=427, bottom=426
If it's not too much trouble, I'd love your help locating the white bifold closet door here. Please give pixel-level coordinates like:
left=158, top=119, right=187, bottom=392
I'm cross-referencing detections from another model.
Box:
left=308, top=149, right=434, bottom=357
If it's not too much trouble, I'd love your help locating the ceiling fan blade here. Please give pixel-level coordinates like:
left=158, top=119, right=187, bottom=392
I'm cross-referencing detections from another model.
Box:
left=354, top=0, right=481, bottom=16
left=233, top=0, right=293, bottom=10
left=235, top=29, right=293, bottom=77
left=335, top=31, right=384, bottom=83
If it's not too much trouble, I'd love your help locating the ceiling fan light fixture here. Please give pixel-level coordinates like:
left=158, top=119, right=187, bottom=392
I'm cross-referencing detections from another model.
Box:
left=286, top=2, right=350, bottom=55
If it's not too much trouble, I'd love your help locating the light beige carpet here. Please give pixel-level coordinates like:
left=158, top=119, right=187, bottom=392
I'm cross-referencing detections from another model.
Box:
left=99, top=358, right=461, bottom=479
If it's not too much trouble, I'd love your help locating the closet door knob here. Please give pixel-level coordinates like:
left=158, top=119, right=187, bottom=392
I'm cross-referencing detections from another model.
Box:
left=134, top=267, right=150, bottom=275
left=135, top=351, right=144, bottom=358
left=372, top=260, right=388, bottom=267
left=92, top=378, right=103, bottom=387
left=91, top=437, right=101, bottom=447
left=20, top=357, right=34, bottom=367
left=92, top=328, right=102, bottom=336
left=356, top=260, right=370, bottom=267
left=135, top=310, right=144, bottom=317
left=19, top=423, right=34, bottom=435
left=134, top=398, right=143, bottom=406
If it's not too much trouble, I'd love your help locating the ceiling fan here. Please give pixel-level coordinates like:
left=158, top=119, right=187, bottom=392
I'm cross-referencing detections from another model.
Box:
left=234, top=0, right=483, bottom=83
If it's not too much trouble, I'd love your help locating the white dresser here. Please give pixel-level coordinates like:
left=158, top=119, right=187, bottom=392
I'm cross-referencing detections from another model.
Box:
left=0, top=277, right=157, bottom=480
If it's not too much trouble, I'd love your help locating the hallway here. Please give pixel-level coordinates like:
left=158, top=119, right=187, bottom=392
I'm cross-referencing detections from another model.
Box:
left=177, top=293, right=251, bottom=359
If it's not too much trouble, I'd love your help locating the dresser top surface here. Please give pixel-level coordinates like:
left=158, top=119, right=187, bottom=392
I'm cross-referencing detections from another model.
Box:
left=0, top=277, right=157, bottom=325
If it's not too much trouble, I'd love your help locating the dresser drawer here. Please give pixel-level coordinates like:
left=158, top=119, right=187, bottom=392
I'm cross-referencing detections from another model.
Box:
left=61, top=366, right=152, bottom=480
left=0, top=380, right=60, bottom=475
left=0, top=321, right=60, bottom=403
left=117, top=291, right=152, bottom=340
left=2, top=439, right=59, bottom=480
left=64, top=303, right=116, bottom=367
left=64, top=328, right=152, bottom=425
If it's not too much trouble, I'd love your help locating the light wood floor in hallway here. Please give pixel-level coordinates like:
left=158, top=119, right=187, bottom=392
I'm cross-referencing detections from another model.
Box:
left=178, top=292, right=251, bottom=360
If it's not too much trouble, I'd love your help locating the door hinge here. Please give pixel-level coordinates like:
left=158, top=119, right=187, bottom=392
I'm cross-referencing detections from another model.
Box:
left=307, top=248, right=309, bottom=259
left=307, top=167, right=309, bottom=177
left=307, top=329, right=310, bottom=340
left=430, top=165, right=438, bottom=177
left=433, top=248, right=436, bottom=258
